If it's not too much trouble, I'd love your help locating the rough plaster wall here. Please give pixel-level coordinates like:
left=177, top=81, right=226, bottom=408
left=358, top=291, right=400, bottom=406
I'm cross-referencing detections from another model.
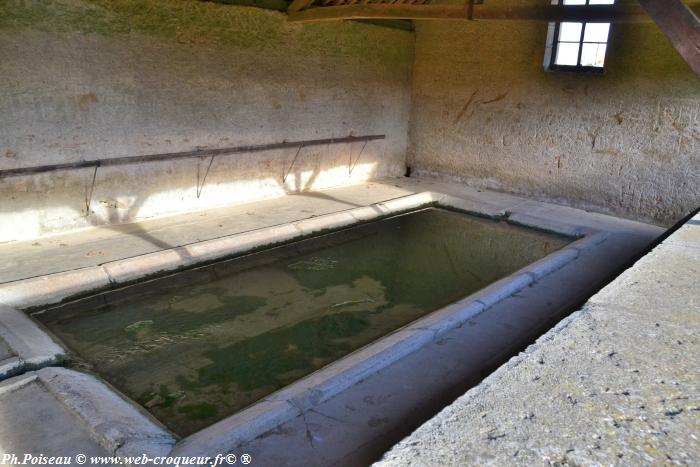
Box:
left=408, top=5, right=700, bottom=226
left=0, top=0, right=413, bottom=242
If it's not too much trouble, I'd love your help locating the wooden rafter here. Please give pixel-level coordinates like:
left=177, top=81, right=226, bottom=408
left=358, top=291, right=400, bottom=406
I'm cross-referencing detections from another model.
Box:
left=288, top=0, right=316, bottom=13
left=638, top=0, right=700, bottom=76
left=288, top=1, right=700, bottom=24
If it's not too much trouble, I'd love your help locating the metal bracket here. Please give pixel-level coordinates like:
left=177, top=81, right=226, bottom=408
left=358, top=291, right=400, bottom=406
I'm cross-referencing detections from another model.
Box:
left=348, top=140, right=369, bottom=176
left=282, top=145, right=304, bottom=184
left=84, top=165, right=99, bottom=216
left=196, top=154, right=217, bottom=199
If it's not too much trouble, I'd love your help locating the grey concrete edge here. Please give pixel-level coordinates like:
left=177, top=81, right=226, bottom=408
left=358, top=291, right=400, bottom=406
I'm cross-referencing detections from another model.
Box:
left=0, top=371, right=40, bottom=396
left=0, top=305, right=66, bottom=381
left=35, top=367, right=177, bottom=457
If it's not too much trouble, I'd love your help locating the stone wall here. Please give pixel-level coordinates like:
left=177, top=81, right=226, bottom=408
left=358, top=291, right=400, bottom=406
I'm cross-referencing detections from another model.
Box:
left=0, top=0, right=414, bottom=242
left=408, top=6, right=700, bottom=226
left=3, top=0, right=697, bottom=242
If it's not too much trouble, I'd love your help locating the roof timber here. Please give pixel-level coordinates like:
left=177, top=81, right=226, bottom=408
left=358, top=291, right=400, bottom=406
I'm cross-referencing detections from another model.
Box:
left=287, top=1, right=700, bottom=24
left=288, top=0, right=315, bottom=13
left=638, top=0, right=700, bottom=76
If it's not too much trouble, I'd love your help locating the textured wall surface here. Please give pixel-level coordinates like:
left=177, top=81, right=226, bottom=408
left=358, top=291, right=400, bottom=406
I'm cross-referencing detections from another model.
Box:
left=0, top=0, right=413, bottom=242
left=408, top=10, right=700, bottom=226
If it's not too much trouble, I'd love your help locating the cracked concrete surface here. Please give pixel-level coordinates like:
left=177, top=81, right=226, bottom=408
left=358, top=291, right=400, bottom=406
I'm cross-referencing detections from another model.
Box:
left=376, top=211, right=699, bottom=466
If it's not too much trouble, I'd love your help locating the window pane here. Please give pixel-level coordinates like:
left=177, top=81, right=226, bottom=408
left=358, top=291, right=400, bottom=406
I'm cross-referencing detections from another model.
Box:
left=555, top=42, right=580, bottom=66
left=580, top=43, right=607, bottom=67
left=562, top=0, right=586, bottom=5
left=559, top=22, right=583, bottom=42
left=584, top=23, right=610, bottom=42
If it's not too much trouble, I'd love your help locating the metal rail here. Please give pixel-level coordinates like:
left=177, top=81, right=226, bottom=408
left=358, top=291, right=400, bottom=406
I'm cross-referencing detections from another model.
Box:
left=0, top=134, right=386, bottom=179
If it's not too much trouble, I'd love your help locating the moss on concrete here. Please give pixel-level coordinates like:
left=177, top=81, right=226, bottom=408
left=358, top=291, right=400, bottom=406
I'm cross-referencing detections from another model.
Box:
left=0, top=0, right=413, bottom=65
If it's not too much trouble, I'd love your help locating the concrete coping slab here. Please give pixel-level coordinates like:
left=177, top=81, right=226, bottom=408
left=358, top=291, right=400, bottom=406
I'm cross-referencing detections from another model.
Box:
left=0, top=305, right=65, bottom=380
left=0, top=367, right=176, bottom=458
left=0, top=185, right=631, bottom=457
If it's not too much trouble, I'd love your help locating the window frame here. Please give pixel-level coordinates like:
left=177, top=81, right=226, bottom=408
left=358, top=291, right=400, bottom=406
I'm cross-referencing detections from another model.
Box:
left=544, top=0, right=613, bottom=74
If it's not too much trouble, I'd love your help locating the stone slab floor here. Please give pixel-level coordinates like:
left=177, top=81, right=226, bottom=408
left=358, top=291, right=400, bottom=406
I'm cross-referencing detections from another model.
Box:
left=376, top=210, right=700, bottom=466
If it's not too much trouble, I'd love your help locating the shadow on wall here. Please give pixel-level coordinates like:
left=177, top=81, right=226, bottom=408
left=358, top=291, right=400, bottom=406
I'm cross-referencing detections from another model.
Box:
left=0, top=141, right=386, bottom=245
left=0, top=0, right=414, bottom=244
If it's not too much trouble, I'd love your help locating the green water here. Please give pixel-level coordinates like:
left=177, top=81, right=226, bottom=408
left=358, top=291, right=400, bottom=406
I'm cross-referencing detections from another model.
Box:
left=35, top=208, right=570, bottom=436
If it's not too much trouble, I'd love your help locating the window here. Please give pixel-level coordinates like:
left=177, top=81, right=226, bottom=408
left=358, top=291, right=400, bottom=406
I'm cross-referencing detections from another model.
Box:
left=544, top=0, right=614, bottom=73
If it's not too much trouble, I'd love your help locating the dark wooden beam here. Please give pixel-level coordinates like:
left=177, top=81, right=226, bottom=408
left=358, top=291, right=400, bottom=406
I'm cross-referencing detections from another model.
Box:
left=290, top=5, right=467, bottom=22
left=0, top=135, right=386, bottom=179
left=354, top=19, right=414, bottom=31
left=288, top=0, right=315, bottom=13
left=208, top=0, right=289, bottom=11
left=288, top=3, right=700, bottom=24
left=638, top=0, right=700, bottom=76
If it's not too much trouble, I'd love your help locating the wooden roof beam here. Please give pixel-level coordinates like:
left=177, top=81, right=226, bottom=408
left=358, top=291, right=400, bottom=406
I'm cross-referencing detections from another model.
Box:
left=288, top=0, right=315, bottom=13
left=288, top=3, right=700, bottom=24
left=638, top=0, right=700, bottom=76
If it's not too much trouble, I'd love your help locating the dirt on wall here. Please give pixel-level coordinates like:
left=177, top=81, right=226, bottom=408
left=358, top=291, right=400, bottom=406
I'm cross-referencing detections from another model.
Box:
left=0, top=0, right=411, bottom=65
left=408, top=15, right=700, bottom=226
left=0, top=0, right=414, bottom=242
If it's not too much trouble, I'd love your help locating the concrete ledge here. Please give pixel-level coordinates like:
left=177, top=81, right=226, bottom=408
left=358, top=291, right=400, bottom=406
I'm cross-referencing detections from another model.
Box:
left=185, top=224, right=302, bottom=263
left=0, top=305, right=65, bottom=380
left=0, top=268, right=111, bottom=310
left=376, top=192, right=436, bottom=214
left=507, top=211, right=589, bottom=237
left=405, top=300, right=486, bottom=338
left=36, top=367, right=176, bottom=457
left=294, top=212, right=358, bottom=235
left=524, top=232, right=609, bottom=281
left=0, top=357, right=22, bottom=382
left=430, top=193, right=508, bottom=219
left=172, top=399, right=301, bottom=457
left=0, top=368, right=176, bottom=458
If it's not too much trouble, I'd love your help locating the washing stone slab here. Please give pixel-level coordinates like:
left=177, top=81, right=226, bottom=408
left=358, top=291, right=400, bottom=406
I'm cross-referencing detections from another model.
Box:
left=0, top=305, right=65, bottom=380
left=0, top=367, right=176, bottom=461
